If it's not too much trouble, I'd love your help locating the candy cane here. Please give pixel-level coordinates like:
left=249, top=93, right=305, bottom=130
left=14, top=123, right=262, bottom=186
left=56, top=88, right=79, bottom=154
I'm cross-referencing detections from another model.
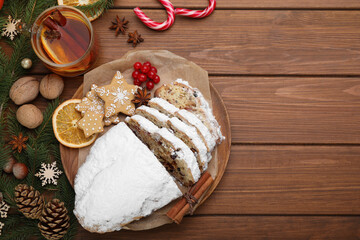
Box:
left=134, top=0, right=175, bottom=31
left=175, top=0, right=216, bottom=18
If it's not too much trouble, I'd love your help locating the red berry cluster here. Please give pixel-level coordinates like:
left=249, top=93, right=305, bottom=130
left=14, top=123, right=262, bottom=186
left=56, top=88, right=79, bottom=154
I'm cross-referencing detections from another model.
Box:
left=132, top=61, right=160, bottom=90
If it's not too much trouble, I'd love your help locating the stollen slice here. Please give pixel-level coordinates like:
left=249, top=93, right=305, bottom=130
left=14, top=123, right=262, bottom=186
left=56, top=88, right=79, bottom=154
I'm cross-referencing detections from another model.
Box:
left=125, top=115, right=200, bottom=186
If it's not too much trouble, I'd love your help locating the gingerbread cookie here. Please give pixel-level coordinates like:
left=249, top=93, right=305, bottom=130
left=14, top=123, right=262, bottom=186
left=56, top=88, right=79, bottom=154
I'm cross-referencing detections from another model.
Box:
left=77, top=111, right=104, bottom=138
left=75, top=84, right=122, bottom=137
left=104, top=115, right=120, bottom=126
left=75, top=84, right=105, bottom=116
left=95, top=71, right=138, bottom=118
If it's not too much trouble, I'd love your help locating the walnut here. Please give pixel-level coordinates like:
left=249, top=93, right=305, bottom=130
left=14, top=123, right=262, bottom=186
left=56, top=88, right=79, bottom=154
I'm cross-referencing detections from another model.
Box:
left=9, top=76, right=39, bottom=105
left=40, top=74, right=64, bottom=100
left=16, top=104, right=43, bottom=129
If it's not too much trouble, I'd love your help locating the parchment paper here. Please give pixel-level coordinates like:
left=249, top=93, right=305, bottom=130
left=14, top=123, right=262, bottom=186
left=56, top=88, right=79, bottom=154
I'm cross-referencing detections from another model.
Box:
left=79, top=50, right=218, bottom=231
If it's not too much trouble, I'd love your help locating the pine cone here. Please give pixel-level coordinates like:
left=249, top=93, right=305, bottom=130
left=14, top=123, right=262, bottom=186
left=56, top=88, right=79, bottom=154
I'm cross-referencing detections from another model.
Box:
left=14, top=184, right=44, bottom=219
left=38, top=199, right=70, bottom=240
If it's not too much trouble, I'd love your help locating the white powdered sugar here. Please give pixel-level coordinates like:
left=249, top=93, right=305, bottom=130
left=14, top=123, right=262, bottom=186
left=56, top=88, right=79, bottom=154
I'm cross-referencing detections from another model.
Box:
left=174, top=79, right=224, bottom=142
left=169, top=117, right=211, bottom=170
left=195, top=90, right=225, bottom=142
left=127, top=115, right=159, bottom=134
left=155, top=128, right=201, bottom=182
left=174, top=78, right=190, bottom=86
left=176, top=109, right=216, bottom=151
left=74, top=123, right=181, bottom=233
left=148, top=98, right=179, bottom=116
left=137, top=106, right=169, bottom=127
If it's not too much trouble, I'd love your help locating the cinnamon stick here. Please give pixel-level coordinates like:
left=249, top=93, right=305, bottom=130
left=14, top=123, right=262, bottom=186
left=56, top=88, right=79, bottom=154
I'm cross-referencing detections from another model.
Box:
left=51, top=9, right=67, bottom=26
left=167, top=171, right=213, bottom=224
left=167, top=172, right=211, bottom=218
left=174, top=177, right=213, bottom=224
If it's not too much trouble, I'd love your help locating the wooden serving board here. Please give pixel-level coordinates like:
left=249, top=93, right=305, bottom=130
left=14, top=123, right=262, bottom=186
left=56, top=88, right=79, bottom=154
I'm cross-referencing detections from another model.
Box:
left=60, top=82, right=231, bottom=230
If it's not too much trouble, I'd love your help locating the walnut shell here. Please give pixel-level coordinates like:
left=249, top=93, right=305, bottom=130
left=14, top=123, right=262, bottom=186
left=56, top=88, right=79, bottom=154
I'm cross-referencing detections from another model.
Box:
left=40, top=74, right=64, bottom=100
left=16, top=104, right=43, bottom=129
left=10, top=76, right=39, bottom=105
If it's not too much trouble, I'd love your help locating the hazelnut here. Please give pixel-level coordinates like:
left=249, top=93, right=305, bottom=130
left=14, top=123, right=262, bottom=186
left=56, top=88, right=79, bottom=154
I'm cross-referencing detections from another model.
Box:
left=3, top=157, right=16, bottom=173
left=40, top=74, right=64, bottom=99
left=16, top=104, right=43, bottom=129
left=9, top=76, right=39, bottom=105
left=13, top=163, right=28, bottom=180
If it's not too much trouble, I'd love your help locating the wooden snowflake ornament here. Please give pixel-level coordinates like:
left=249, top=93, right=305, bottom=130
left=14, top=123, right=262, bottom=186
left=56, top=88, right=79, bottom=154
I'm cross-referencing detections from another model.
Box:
left=95, top=71, right=138, bottom=118
left=1, top=16, right=21, bottom=40
left=0, top=201, right=9, bottom=219
left=0, top=222, right=4, bottom=236
left=35, top=162, right=63, bottom=186
left=0, top=200, right=9, bottom=235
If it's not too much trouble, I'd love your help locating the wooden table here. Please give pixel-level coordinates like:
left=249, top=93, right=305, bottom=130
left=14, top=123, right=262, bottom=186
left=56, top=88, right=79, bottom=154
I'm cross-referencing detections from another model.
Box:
left=32, top=0, right=360, bottom=239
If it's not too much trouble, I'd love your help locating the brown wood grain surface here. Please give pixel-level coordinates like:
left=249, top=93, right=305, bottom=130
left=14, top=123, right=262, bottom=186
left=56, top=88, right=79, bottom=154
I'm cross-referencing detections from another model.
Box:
left=22, top=1, right=360, bottom=239
left=31, top=10, right=360, bottom=75
left=198, top=145, right=360, bottom=215
left=113, top=0, right=360, bottom=9
left=76, top=216, right=360, bottom=240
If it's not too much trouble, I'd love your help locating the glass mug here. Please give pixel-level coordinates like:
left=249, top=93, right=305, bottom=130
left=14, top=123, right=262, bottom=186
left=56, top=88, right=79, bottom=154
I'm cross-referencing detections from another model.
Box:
left=31, top=6, right=98, bottom=77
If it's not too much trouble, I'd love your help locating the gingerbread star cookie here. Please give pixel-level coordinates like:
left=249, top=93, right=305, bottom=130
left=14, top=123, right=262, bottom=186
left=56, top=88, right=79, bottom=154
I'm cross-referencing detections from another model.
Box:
left=75, top=84, right=105, bottom=115
left=77, top=111, right=104, bottom=138
left=75, top=84, right=120, bottom=137
left=95, top=71, right=138, bottom=118
left=104, top=115, right=120, bottom=126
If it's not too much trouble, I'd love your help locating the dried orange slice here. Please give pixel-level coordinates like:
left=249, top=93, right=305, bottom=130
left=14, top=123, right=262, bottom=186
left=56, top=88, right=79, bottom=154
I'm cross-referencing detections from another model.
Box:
left=57, top=0, right=104, bottom=21
left=53, top=99, right=97, bottom=148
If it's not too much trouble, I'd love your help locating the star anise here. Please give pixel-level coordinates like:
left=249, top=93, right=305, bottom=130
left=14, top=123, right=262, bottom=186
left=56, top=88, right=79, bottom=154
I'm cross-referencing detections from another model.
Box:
left=44, top=29, right=61, bottom=42
left=128, top=30, right=144, bottom=47
left=9, top=133, right=28, bottom=153
left=132, top=88, right=151, bottom=107
left=109, top=15, right=129, bottom=36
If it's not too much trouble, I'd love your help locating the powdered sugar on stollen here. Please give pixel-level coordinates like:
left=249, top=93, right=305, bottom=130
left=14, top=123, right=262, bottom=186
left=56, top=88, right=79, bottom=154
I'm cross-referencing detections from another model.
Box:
left=127, top=114, right=159, bottom=134
left=175, top=109, right=216, bottom=151
left=136, top=105, right=170, bottom=127
left=168, top=117, right=210, bottom=170
left=74, top=123, right=181, bottom=233
left=155, top=128, right=201, bottom=182
left=148, top=97, right=179, bottom=116
left=174, top=79, right=224, bottom=142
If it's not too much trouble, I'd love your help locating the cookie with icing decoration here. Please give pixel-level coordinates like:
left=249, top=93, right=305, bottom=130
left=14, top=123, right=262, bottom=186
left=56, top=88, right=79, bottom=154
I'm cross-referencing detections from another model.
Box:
left=75, top=84, right=105, bottom=116
left=95, top=71, right=138, bottom=118
left=104, top=115, right=120, bottom=126
left=77, top=111, right=104, bottom=138
left=75, top=84, right=121, bottom=136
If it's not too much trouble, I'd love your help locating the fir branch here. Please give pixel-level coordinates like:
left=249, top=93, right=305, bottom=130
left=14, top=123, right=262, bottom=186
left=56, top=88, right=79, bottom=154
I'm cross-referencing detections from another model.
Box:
left=0, top=173, right=19, bottom=208
left=4, top=109, right=27, bottom=137
left=0, top=217, right=41, bottom=240
left=0, top=1, right=79, bottom=239
left=77, top=0, right=114, bottom=19
left=32, top=99, right=60, bottom=146
left=0, top=146, right=11, bottom=171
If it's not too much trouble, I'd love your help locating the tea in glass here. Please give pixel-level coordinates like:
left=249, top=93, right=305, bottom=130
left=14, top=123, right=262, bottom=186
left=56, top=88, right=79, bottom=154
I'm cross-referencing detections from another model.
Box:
left=31, top=6, right=98, bottom=77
